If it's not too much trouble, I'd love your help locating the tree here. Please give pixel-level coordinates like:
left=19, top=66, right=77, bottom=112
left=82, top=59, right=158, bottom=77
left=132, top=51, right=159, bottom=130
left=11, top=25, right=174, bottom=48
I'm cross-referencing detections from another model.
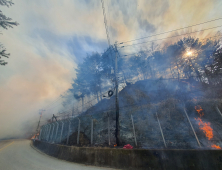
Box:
left=69, top=52, right=104, bottom=113
left=0, top=0, right=18, bottom=65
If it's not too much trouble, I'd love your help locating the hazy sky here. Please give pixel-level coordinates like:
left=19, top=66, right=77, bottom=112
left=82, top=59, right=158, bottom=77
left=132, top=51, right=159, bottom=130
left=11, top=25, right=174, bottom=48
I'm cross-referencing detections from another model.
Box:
left=0, top=0, right=222, bottom=139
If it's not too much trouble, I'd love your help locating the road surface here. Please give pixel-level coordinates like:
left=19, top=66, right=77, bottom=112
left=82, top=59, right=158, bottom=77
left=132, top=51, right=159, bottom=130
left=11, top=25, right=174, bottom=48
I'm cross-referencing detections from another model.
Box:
left=0, top=139, right=118, bottom=170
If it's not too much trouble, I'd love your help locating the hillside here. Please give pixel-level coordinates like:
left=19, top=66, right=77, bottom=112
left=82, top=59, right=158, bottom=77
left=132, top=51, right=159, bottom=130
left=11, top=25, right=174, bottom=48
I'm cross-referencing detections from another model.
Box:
left=60, top=78, right=222, bottom=149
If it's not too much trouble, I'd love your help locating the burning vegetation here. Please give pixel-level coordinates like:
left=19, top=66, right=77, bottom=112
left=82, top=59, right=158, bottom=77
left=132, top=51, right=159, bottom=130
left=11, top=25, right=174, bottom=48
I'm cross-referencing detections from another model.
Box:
left=195, top=105, right=221, bottom=149
left=42, top=36, right=222, bottom=150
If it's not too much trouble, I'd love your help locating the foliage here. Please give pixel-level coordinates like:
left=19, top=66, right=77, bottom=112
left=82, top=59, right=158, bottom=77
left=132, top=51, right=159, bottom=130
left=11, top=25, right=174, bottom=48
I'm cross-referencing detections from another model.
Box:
left=0, top=0, right=18, bottom=66
left=67, top=36, right=221, bottom=113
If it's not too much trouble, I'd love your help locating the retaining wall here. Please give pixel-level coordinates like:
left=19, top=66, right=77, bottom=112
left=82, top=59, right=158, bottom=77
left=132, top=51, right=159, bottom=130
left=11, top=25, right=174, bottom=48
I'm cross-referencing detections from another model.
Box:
left=32, top=140, right=222, bottom=170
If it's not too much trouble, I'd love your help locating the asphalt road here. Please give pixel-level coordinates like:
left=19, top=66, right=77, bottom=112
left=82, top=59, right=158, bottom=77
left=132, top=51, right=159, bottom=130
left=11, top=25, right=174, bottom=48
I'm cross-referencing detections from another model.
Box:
left=0, top=140, right=118, bottom=170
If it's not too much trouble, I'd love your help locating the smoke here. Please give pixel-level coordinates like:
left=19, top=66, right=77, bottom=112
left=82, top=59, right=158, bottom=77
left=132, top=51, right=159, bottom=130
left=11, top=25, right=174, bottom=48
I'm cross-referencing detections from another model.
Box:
left=0, top=0, right=222, bottom=140
left=0, top=36, right=75, bottom=139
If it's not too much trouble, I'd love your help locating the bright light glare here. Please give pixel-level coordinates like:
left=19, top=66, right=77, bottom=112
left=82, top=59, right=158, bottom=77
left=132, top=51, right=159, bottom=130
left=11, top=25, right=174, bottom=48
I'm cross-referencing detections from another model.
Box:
left=187, top=51, right=193, bottom=56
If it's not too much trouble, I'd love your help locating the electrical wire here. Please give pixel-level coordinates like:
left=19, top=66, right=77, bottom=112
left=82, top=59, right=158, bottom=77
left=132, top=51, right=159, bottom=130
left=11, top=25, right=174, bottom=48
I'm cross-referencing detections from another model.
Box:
left=119, top=25, right=222, bottom=49
left=42, top=47, right=113, bottom=112
left=42, top=81, right=222, bottom=125
left=119, top=34, right=222, bottom=58
left=119, top=17, right=222, bottom=44
left=57, top=86, right=116, bottom=115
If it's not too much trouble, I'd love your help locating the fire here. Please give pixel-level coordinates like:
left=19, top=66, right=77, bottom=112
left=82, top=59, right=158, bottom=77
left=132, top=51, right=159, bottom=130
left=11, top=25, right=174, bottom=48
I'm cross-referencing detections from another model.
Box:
left=114, top=144, right=117, bottom=147
left=195, top=117, right=213, bottom=140
left=211, top=144, right=221, bottom=149
left=195, top=105, right=221, bottom=149
left=195, top=105, right=204, bottom=117
left=31, top=133, right=39, bottom=139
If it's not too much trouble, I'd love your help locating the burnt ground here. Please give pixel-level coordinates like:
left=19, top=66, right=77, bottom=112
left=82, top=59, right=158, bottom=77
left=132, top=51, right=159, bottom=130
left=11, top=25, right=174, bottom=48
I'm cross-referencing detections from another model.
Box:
left=53, top=78, right=222, bottom=149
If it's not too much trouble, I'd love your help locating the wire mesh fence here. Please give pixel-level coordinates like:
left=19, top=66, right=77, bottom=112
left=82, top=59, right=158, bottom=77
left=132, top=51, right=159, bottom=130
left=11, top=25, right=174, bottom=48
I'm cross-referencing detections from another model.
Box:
left=38, top=96, right=222, bottom=149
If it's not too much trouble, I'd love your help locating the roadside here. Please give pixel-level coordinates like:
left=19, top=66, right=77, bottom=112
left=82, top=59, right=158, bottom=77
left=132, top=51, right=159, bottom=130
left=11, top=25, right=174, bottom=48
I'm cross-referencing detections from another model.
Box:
left=0, top=139, right=118, bottom=170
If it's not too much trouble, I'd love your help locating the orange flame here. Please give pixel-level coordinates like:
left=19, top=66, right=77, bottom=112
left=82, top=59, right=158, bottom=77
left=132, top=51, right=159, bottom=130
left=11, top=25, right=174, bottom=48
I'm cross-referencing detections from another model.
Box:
left=195, top=105, right=204, bottom=117
left=114, top=144, right=117, bottom=147
left=31, top=133, right=39, bottom=139
left=211, top=144, right=221, bottom=149
left=195, top=117, right=213, bottom=140
left=195, top=105, right=221, bottom=149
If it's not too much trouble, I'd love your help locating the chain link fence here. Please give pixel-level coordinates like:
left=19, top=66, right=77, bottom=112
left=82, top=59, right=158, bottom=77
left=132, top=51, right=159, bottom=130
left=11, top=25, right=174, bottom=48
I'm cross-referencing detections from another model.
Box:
left=38, top=96, right=222, bottom=149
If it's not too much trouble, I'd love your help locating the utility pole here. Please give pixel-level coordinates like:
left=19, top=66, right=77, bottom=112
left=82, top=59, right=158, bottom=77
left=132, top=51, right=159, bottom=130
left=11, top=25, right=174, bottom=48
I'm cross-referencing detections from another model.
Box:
left=100, top=0, right=120, bottom=145
left=35, top=109, right=45, bottom=139
left=114, top=42, right=120, bottom=146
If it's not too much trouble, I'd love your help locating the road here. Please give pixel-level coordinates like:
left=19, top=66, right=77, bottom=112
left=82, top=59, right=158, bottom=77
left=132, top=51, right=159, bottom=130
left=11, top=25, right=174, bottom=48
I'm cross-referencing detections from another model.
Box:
left=0, top=140, right=118, bottom=170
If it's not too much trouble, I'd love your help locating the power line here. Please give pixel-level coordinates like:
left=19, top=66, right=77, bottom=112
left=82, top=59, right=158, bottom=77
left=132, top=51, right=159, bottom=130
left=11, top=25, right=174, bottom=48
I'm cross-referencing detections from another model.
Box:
left=43, top=47, right=114, bottom=111
left=119, top=17, right=222, bottom=44
left=56, top=86, right=116, bottom=116
left=101, top=0, right=111, bottom=47
left=119, top=26, right=222, bottom=49
left=43, top=32, right=221, bottom=120
left=120, top=35, right=222, bottom=57
left=47, top=83, right=222, bottom=121
left=46, top=82, right=113, bottom=113
left=41, top=76, right=222, bottom=124
left=42, top=47, right=114, bottom=112
left=42, top=92, right=67, bottom=111
left=56, top=73, right=116, bottom=115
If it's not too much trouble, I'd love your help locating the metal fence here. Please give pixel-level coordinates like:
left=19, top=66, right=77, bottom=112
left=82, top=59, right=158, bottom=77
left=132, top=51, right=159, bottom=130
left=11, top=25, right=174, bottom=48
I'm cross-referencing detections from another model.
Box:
left=38, top=99, right=222, bottom=149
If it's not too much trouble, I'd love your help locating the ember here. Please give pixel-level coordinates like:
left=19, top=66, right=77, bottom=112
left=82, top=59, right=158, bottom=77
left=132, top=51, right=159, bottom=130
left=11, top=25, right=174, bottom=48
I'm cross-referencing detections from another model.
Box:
left=31, top=133, right=39, bottom=139
left=211, top=144, right=221, bottom=149
left=195, top=105, right=204, bottom=117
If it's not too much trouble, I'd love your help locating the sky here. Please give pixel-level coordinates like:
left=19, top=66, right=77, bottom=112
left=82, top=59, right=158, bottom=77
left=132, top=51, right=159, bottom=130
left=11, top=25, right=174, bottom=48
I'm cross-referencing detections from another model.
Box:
left=0, top=0, right=222, bottom=139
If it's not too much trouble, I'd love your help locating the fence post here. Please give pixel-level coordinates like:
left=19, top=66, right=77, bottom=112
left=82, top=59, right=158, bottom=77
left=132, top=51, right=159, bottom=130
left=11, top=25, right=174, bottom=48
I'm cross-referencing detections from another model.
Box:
left=131, top=114, right=137, bottom=147
left=50, top=123, right=55, bottom=143
left=39, top=128, right=42, bottom=140
left=60, top=121, right=64, bottom=143
left=47, top=124, right=52, bottom=142
left=41, top=126, right=44, bottom=140
left=216, top=106, right=222, bottom=117
left=44, top=125, right=48, bottom=141
left=54, top=122, right=59, bottom=143
left=91, top=116, right=93, bottom=145
left=77, top=118, right=80, bottom=145
left=183, top=106, right=201, bottom=148
left=155, top=110, right=167, bottom=148
left=66, top=119, right=71, bottom=145
left=107, top=113, right=110, bottom=146
left=42, top=125, right=46, bottom=141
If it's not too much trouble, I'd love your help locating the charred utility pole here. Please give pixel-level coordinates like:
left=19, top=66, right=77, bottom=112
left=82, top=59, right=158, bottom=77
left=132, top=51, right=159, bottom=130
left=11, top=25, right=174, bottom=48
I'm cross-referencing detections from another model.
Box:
left=35, top=109, right=45, bottom=139
left=114, top=42, right=120, bottom=146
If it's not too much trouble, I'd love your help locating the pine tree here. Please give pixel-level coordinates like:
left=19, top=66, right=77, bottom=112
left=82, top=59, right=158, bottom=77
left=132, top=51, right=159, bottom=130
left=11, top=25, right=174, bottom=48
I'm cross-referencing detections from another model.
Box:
left=0, top=0, right=18, bottom=66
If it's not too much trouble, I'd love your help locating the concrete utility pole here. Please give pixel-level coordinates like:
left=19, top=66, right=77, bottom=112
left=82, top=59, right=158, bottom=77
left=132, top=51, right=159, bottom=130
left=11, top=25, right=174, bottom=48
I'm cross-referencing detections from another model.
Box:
left=114, top=42, right=120, bottom=146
